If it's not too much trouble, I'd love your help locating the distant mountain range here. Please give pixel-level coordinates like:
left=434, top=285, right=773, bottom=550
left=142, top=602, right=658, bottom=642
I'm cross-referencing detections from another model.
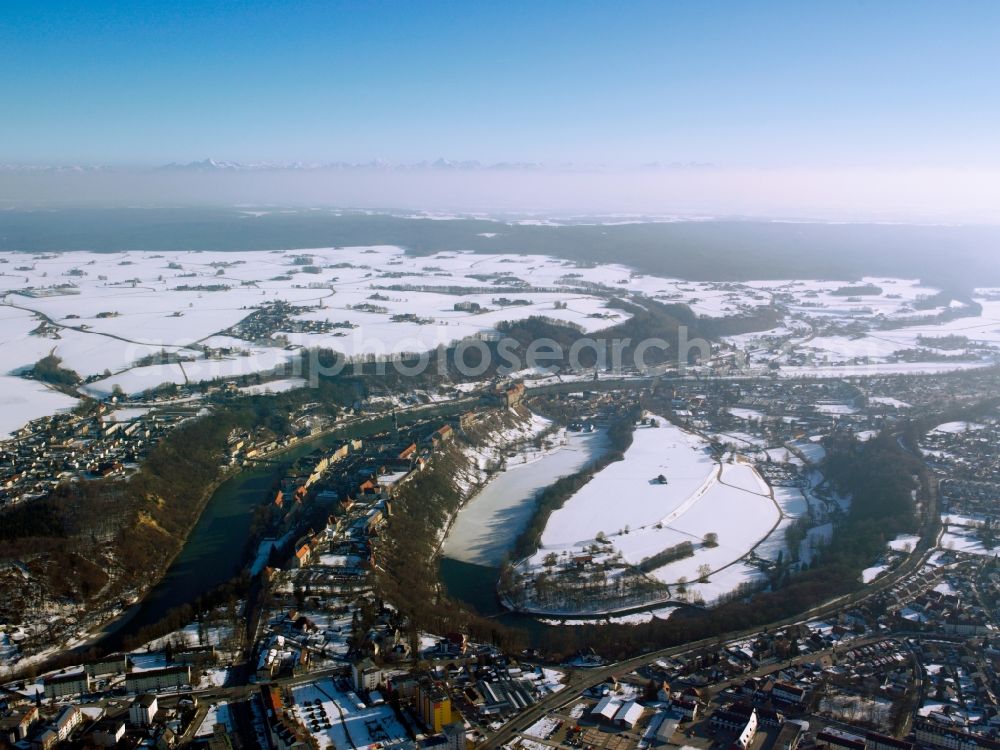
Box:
left=0, top=163, right=113, bottom=173
left=157, top=157, right=548, bottom=172
left=0, top=158, right=715, bottom=173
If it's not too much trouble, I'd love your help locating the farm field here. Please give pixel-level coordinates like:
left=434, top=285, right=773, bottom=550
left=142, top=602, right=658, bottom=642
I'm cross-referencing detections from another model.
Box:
left=3, top=246, right=1000, bottom=438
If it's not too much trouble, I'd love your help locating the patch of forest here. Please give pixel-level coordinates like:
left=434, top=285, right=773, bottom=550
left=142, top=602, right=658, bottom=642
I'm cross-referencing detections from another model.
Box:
left=28, top=353, right=81, bottom=387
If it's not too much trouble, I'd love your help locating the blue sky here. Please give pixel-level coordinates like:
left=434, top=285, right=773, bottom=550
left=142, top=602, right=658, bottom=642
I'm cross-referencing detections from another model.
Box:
left=1, top=0, right=998, bottom=167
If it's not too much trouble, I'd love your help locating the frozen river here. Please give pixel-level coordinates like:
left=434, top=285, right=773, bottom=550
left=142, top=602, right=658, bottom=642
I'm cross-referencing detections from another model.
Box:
left=441, top=429, right=610, bottom=567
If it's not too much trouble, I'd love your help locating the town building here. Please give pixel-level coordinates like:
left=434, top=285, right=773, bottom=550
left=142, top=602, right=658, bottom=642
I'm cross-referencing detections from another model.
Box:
left=53, top=705, right=82, bottom=743
left=124, top=665, right=191, bottom=694
left=129, top=694, right=159, bottom=727
left=89, top=718, right=127, bottom=747
left=0, top=706, right=37, bottom=745
left=418, top=683, right=452, bottom=733
left=352, top=657, right=382, bottom=692
left=43, top=670, right=91, bottom=699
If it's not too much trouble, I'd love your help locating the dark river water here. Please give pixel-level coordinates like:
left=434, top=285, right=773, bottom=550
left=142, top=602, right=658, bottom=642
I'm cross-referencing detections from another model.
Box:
left=438, top=557, right=555, bottom=640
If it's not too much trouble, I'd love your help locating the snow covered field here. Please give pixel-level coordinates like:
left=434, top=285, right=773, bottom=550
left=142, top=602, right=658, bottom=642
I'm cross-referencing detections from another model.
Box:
left=723, top=277, right=1000, bottom=375
left=0, top=375, right=79, bottom=436
left=933, top=421, right=985, bottom=434
left=517, top=417, right=791, bottom=608
left=4, top=248, right=999, bottom=439
left=0, top=246, right=641, bottom=405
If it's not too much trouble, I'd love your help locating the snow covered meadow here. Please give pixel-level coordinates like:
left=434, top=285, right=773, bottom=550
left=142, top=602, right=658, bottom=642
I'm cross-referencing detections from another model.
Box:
left=0, top=245, right=644, bottom=433
left=721, top=278, right=1000, bottom=374
left=512, top=416, right=800, bottom=613
left=2, top=246, right=999, bottom=439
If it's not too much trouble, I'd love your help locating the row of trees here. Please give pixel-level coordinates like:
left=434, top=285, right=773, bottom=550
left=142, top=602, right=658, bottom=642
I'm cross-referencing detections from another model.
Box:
left=509, top=405, right=640, bottom=562
left=637, top=541, right=695, bottom=573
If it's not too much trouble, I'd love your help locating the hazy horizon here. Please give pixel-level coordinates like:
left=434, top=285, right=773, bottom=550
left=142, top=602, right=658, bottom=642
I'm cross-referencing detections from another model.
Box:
left=4, top=1, right=1000, bottom=223
left=2, top=163, right=999, bottom=225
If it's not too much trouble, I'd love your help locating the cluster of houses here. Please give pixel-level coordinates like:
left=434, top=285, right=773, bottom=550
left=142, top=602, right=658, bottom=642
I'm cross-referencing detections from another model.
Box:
left=550, top=632, right=918, bottom=750
left=0, top=704, right=82, bottom=749
left=221, top=424, right=286, bottom=466
left=662, top=379, right=878, bottom=458
left=855, top=553, right=1000, bottom=746
left=694, top=623, right=1000, bottom=750
left=221, top=404, right=343, bottom=468
left=222, top=299, right=346, bottom=344
left=258, top=668, right=469, bottom=750
left=0, top=400, right=203, bottom=508
left=665, top=371, right=1000, bottom=482
left=0, top=684, right=198, bottom=748
left=921, top=418, right=1000, bottom=525
left=904, top=636, right=1000, bottom=747
left=893, top=579, right=991, bottom=636
left=0, top=638, right=224, bottom=745
left=251, top=409, right=485, bottom=682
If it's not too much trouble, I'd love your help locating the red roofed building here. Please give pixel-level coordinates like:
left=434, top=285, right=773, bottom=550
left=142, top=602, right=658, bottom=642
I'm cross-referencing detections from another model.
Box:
left=293, top=543, right=312, bottom=568
left=432, top=424, right=454, bottom=445
left=505, top=382, right=525, bottom=407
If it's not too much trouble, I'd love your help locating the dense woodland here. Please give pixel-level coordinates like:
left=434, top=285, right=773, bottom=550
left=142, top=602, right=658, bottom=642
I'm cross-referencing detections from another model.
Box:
left=495, top=298, right=708, bottom=371
left=818, top=431, right=921, bottom=576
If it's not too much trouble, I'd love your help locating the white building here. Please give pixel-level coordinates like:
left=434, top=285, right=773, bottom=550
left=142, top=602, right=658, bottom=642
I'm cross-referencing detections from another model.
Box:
left=613, top=700, right=645, bottom=729
left=352, top=657, right=382, bottom=692
left=772, top=681, right=807, bottom=705
left=54, top=705, right=82, bottom=742
left=129, top=694, right=158, bottom=727
left=124, top=665, right=191, bottom=694
left=736, top=709, right=759, bottom=750
left=43, top=670, right=92, bottom=700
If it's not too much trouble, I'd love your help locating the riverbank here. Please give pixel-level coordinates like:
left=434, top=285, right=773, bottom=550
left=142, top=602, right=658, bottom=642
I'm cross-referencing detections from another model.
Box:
left=78, top=466, right=240, bottom=650
left=435, top=423, right=614, bottom=633
left=441, top=429, right=610, bottom=567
